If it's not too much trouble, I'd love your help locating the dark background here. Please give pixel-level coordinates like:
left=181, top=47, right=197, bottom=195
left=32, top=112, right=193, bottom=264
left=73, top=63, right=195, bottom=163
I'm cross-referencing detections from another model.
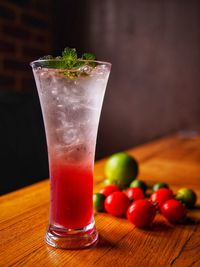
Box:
left=0, top=0, right=200, bottom=194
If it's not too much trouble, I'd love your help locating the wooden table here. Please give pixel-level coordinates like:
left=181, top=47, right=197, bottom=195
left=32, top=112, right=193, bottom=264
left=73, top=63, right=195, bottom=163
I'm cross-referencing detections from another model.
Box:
left=1, top=134, right=200, bottom=267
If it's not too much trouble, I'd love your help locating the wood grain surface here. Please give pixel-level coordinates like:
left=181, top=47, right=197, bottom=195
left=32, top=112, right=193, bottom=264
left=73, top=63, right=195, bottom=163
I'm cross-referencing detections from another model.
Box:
left=0, top=133, right=200, bottom=267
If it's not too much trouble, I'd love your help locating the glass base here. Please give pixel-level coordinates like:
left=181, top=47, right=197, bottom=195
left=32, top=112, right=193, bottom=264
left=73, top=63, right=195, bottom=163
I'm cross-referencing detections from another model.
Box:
left=45, top=221, right=98, bottom=249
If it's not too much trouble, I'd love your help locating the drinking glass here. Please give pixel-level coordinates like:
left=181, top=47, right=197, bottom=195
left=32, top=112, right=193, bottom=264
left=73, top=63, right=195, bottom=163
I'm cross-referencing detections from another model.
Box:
left=30, top=59, right=111, bottom=249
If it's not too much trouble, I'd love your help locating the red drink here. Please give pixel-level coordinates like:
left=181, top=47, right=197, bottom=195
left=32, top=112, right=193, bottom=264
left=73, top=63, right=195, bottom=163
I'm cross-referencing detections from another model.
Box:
left=50, top=159, right=93, bottom=229
left=31, top=58, right=111, bottom=248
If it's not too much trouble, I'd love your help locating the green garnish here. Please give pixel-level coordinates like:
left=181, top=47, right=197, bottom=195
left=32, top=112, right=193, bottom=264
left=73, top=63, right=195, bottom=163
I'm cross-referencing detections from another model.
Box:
left=62, top=47, right=78, bottom=68
left=82, top=53, right=96, bottom=60
left=39, top=47, right=96, bottom=78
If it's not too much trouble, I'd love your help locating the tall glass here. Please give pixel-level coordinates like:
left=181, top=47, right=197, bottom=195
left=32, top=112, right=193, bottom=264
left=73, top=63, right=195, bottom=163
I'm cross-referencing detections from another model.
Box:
left=30, top=59, right=111, bottom=249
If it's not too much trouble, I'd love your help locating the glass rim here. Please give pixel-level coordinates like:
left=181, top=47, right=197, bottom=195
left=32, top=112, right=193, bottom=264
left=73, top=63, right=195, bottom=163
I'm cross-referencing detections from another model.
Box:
left=30, top=59, right=112, bottom=69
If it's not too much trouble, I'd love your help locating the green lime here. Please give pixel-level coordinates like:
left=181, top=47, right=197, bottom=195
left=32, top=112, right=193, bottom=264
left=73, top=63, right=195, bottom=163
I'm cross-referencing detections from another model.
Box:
left=152, top=182, right=169, bottom=192
left=104, top=152, right=138, bottom=189
left=130, top=179, right=147, bottom=192
left=176, top=188, right=197, bottom=208
left=93, top=193, right=106, bottom=212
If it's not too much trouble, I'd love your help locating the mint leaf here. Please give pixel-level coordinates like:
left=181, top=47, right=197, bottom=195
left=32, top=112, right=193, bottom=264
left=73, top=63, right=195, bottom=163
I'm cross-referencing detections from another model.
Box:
left=53, top=56, right=66, bottom=68
left=62, top=47, right=77, bottom=68
left=63, top=70, right=78, bottom=79
left=62, top=47, right=77, bottom=60
left=81, top=53, right=96, bottom=60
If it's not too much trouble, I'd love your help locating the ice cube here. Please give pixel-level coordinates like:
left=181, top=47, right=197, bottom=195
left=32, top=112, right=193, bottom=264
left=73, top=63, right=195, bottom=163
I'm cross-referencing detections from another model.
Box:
left=56, top=127, right=78, bottom=145
left=80, top=65, right=93, bottom=75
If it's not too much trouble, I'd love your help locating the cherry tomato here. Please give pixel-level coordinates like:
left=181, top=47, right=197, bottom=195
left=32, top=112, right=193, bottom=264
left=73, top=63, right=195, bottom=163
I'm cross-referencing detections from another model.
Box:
left=93, top=193, right=106, bottom=212
left=127, top=199, right=156, bottom=227
left=104, top=191, right=130, bottom=216
left=161, top=199, right=186, bottom=222
left=150, top=188, right=174, bottom=209
left=130, top=179, right=147, bottom=193
left=175, top=188, right=197, bottom=208
left=100, top=185, right=120, bottom=197
left=125, top=187, right=145, bottom=201
left=152, top=182, right=169, bottom=192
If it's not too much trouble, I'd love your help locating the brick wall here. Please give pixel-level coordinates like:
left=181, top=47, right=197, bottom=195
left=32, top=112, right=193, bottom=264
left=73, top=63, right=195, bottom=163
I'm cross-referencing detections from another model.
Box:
left=0, top=0, right=53, bottom=92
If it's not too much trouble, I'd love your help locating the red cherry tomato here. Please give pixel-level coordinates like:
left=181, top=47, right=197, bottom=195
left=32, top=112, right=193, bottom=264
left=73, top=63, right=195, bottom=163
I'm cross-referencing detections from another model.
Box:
left=161, top=199, right=186, bottom=222
left=125, top=187, right=145, bottom=201
left=127, top=199, right=156, bottom=227
left=150, top=188, right=174, bottom=209
left=100, top=185, right=120, bottom=197
left=104, top=191, right=130, bottom=216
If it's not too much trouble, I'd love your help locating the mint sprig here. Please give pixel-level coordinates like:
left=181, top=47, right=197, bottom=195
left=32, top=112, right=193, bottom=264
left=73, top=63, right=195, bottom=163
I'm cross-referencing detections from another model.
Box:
left=40, top=47, right=96, bottom=68
left=39, top=48, right=96, bottom=78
